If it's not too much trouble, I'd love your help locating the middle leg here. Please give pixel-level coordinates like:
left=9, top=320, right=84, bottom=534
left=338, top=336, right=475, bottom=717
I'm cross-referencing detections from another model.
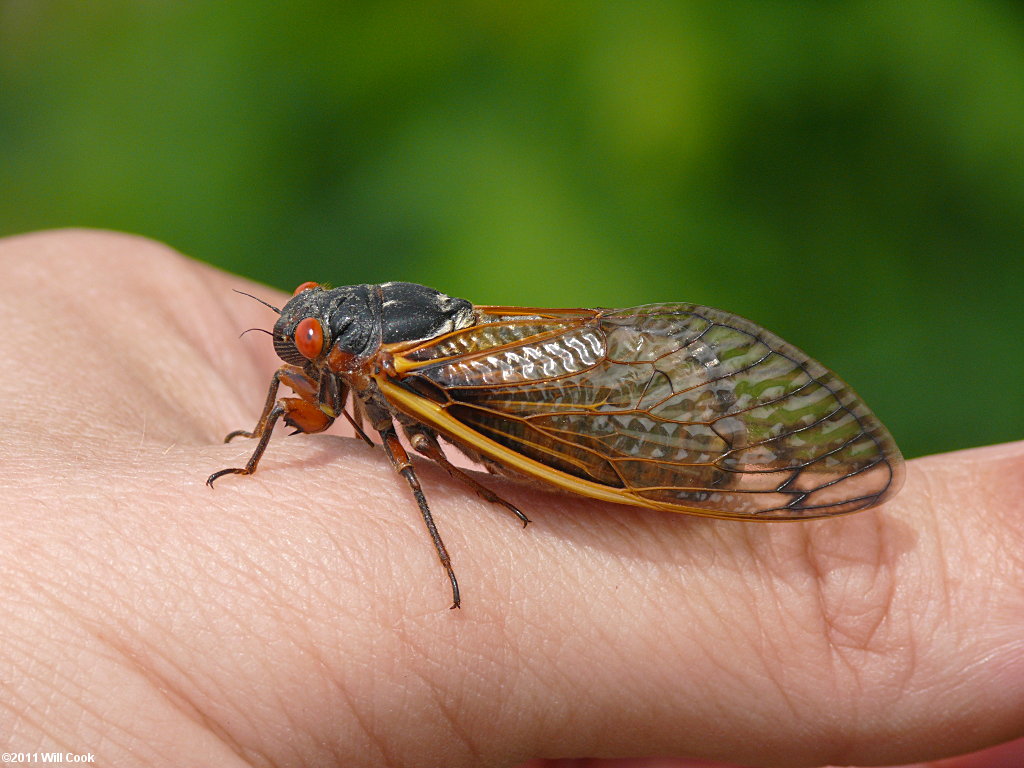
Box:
left=378, top=425, right=461, bottom=609
left=407, top=430, right=530, bottom=527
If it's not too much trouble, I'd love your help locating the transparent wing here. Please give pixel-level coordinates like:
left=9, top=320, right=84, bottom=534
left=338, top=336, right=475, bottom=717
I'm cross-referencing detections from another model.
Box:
left=389, top=304, right=904, bottom=519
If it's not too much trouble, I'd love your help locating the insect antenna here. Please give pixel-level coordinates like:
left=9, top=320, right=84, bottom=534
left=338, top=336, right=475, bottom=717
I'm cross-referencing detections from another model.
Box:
left=239, top=327, right=274, bottom=340
left=233, top=289, right=281, bottom=314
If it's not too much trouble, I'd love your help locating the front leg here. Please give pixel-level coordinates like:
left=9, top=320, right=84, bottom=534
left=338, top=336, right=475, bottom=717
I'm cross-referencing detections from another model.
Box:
left=208, top=366, right=336, bottom=486
left=224, top=364, right=318, bottom=442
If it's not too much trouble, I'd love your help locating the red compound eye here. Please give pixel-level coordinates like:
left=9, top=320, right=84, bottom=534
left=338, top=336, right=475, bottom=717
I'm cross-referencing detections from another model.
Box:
left=294, top=317, right=324, bottom=359
left=293, top=281, right=319, bottom=296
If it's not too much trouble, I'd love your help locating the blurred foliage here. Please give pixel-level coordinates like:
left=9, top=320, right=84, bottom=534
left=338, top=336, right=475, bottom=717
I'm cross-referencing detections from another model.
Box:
left=1, top=0, right=1022, bottom=459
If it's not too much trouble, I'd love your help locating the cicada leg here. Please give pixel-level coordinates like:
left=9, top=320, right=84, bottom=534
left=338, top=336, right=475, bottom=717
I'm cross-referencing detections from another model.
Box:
left=377, top=425, right=461, bottom=609
left=207, top=366, right=335, bottom=486
left=408, top=431, right=530, bottom=527
left=222, top=364, right=317, bottom=442
left=312, top=373, right=374, bottom=447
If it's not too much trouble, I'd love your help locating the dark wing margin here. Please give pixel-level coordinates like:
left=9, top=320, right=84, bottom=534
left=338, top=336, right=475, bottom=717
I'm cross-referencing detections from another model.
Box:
left=383, top=304, right=904, bottom=519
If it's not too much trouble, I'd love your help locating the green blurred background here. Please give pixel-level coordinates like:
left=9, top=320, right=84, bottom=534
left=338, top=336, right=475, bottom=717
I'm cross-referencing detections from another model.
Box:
left=1, top=1, right=1021, bottom=460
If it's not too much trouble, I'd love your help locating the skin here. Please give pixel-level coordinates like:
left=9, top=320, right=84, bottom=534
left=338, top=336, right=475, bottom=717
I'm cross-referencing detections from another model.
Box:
left=0, top=229, right=1021, bottom=768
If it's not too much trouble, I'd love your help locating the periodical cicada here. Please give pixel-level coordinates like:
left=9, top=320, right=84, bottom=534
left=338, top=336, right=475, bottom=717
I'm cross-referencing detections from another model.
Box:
left=209, top=282, right=904, bottom=608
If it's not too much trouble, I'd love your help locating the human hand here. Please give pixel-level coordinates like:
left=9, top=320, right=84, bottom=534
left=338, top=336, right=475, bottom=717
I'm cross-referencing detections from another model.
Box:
left=1, top=230, right=1021, bottom=767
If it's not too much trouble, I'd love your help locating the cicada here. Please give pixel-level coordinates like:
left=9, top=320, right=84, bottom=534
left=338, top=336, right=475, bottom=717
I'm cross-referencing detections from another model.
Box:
left=209, top=281, right=904, bottom=608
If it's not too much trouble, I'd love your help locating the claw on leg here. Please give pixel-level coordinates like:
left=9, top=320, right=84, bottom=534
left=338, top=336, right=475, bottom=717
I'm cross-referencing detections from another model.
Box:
left=208, top=403, right=287, bottom=487
left=209, top=364, right=336, bottom=487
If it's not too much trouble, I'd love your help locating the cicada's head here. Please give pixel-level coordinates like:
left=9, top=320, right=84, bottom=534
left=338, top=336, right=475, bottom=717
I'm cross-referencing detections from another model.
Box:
left=272, top=283, right=375, bottom=367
